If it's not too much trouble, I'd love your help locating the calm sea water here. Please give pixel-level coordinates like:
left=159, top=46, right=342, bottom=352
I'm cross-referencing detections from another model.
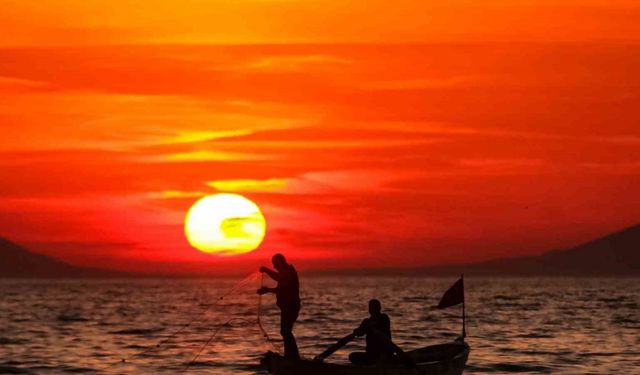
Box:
left=0, top=277, right=638, bottom=374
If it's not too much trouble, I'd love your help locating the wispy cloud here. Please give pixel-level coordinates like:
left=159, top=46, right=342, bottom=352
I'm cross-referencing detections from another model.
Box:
left=146, top=150, right=266, bottom=162
left=578, top=161, right=640, bottom=174
left=459, top=158, right=545, bottom=166
left=164, top=130, right=255, bottom=144
left=207, top=178, right=289, bottom=193
left=361, top=76, right=486, bottom=90
left=238, top=54, right=352, bottom=72
left=0, top=76, right=48, bottom=90
left=146, top=190, right=208, bottom=199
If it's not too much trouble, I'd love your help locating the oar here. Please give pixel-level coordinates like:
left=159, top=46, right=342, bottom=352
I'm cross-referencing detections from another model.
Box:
left=313, top=333, right=356, bottom=362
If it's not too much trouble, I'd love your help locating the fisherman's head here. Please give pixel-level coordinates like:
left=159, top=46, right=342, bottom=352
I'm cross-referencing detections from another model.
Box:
left=368, top=299, right=382, bottom=316
left=272, top=253, right=288, bottom=271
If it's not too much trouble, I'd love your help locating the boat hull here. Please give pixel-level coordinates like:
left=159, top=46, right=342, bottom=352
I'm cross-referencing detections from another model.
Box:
left=261, top=341, right=470, bottom=375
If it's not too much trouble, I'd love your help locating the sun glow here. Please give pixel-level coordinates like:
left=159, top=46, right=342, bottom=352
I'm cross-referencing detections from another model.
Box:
left=184, top=193, right=266, bottom=256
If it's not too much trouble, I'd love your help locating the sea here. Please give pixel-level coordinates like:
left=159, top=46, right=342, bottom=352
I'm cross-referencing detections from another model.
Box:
left=0, top=276, right=638, bottom=374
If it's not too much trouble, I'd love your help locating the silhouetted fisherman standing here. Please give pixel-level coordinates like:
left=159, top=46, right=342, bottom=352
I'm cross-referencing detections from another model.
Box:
left=257, top=253, right=301, bottom=360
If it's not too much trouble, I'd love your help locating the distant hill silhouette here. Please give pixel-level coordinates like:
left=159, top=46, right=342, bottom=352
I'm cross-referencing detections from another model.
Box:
left=0, top=237, right=125, bottom=278
left=413, top=224, right=640, bottom=276
left=1, top=224, right=639, bottom=277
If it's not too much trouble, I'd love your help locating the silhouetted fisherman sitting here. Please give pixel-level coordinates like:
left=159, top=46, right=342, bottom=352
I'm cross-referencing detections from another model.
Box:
left=257, top=253, right=301, bottom=360
left=349, top=299, right=396, bottom=365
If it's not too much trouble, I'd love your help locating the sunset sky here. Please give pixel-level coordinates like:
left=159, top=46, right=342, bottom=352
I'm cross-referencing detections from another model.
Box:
left=1, top=1, right=639, bottom=274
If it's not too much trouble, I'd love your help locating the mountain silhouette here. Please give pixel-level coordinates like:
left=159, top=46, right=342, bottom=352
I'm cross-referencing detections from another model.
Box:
left=1, top=224, right=639, bottom=277
left=0, top=237, right=124, bottom=278
left=415, top=224, right=640, bottom=276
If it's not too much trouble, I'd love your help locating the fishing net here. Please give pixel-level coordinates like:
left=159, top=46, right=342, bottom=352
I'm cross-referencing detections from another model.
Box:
left=98, top=271, right=279, bottom=373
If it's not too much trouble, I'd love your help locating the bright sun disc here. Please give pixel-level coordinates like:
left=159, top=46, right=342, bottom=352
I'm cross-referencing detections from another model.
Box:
left=184, top=193, right=266, bottom=256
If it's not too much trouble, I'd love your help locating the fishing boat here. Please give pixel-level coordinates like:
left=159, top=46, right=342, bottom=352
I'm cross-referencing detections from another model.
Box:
left=261, top=340, right=470, bottom=375
left=261, top=276, right=470, bottom=375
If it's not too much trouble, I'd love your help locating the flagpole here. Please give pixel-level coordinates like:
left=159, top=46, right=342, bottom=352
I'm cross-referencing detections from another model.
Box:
left=437, top=274, right=466, bottom=341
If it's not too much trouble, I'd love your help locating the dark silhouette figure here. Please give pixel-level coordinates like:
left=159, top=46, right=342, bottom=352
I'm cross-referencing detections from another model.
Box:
left=349, top=299, right=395, bottom=365
left=257, top=253, right=301, bottom=360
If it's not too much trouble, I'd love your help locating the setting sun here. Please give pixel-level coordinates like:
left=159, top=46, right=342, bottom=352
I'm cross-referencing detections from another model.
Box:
left=184, top=193, right=266, bottom=256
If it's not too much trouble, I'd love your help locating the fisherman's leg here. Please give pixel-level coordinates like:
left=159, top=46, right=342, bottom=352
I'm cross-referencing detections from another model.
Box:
left=280, top=309, right=300, bottom=360
left=279, top=314, right=296, bottom=359
left=281, top=330, right=299, bottom=360
left=280, top=307, right=300, bottom=360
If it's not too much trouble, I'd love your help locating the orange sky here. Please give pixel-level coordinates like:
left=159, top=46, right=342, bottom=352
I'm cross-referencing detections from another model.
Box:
left=1, top=1, right=639, bottom=274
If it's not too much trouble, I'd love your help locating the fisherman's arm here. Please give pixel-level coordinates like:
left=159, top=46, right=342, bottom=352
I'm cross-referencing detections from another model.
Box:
left=259, top=266, right=280, bottom=281
left=353, top=319, right=368, bottom=336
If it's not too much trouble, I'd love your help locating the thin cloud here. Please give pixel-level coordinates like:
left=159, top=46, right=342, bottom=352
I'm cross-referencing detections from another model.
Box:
left=147, top=190, right=208, bottom=199
left=361, top=75, right=487, bottom=90
left=145, top=150, right=266, bottom=162
left=232, top=54, right=352, bottom=72
left=578, top=161, right=640, bottom=175
left=207, top=178, right=290, bottom=193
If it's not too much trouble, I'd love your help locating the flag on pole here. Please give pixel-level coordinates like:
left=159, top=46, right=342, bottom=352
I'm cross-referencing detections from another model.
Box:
left=437, top=276, right=464, bottom=309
